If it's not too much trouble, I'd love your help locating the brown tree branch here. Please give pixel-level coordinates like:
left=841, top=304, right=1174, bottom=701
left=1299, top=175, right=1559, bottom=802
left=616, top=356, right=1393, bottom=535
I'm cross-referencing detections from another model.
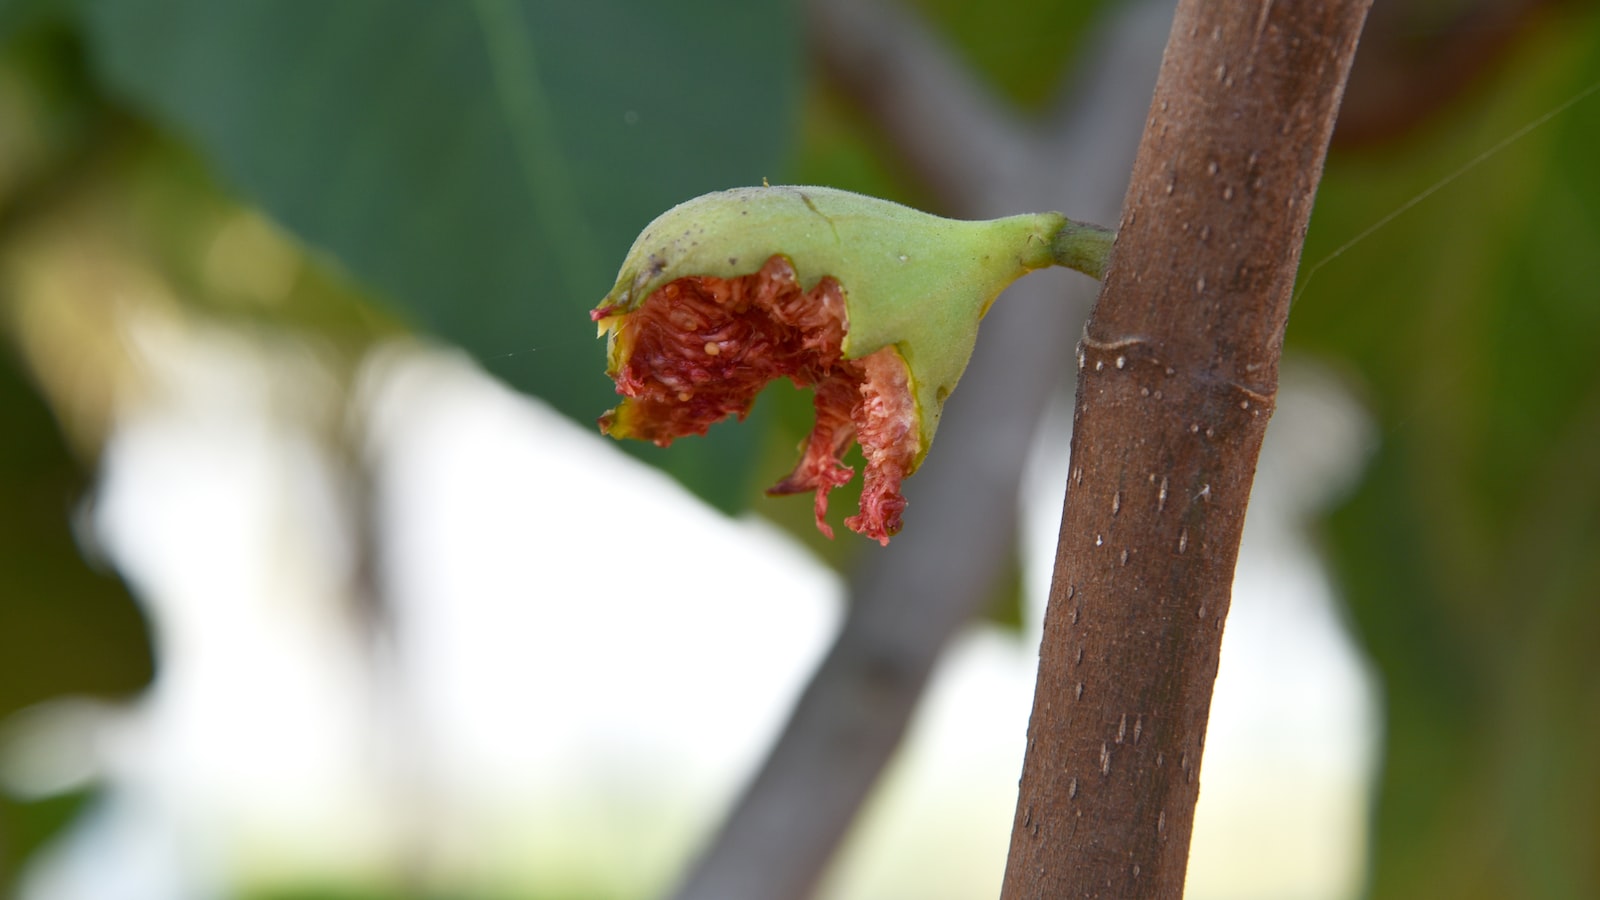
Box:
left=665, top=3, right=1172, bottom=899
left=1000, top=0, right=1372, bottom=896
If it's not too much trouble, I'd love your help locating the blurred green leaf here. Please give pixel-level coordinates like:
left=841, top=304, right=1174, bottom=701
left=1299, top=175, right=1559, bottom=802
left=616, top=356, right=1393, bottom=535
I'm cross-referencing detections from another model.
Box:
left=1, top=790, right=91, bottom=887
left=1293, top=8, right=1600, bottom=897
left=80, top=0, right=801, bottom=511
left=910, top=0, right=1111, bottom=110
left=0, top=351, right=153, bottom=885
left=0, top=0, right=70, bottom=44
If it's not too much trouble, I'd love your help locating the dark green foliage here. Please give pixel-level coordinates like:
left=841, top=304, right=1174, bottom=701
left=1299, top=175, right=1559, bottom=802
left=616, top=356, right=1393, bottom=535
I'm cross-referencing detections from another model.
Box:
left=910, top=0, right=1109, bottom=110
left=81, top=0, right=800, bottom=510
left=1293, top=9, right=1600, bottom=895
left=0, top=353, right=153, bottom=883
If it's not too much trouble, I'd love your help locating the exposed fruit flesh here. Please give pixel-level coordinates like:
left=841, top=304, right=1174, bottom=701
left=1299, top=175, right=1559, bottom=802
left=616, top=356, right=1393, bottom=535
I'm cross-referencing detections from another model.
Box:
left=595, top=255, right=920, bottom=543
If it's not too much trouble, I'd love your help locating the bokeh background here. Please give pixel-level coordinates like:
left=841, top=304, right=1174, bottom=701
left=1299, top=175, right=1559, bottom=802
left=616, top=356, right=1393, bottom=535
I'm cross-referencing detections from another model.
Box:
left=2, top=0, right=1597, bottom=898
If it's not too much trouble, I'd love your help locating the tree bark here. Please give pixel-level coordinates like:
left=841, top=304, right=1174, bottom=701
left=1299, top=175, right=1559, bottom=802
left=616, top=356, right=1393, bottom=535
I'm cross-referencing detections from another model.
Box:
left=1000, top=1, right=1372, bottom=897
left=666, top=3, right=1171, bottom=899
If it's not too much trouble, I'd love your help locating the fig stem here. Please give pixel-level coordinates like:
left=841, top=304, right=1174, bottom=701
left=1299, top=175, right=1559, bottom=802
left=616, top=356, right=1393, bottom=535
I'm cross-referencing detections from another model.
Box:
left=1050, top=217, right=1116, bottom=281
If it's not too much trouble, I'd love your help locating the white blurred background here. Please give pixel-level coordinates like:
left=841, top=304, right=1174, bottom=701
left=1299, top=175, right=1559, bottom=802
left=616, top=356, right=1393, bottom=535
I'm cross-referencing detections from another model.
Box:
left=4, top=309, right=1378, bottom=899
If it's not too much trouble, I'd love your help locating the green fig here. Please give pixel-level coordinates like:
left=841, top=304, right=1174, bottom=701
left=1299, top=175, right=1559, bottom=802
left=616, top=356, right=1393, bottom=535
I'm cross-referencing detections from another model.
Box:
left=592, top=185, right=1110, bottom=544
